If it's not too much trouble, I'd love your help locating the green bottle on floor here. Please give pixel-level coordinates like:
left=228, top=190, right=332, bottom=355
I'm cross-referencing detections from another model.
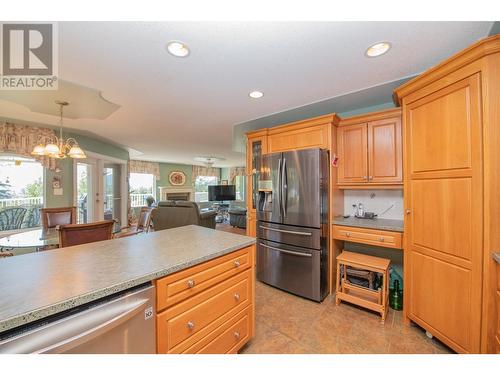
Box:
left=389, top=279, right=403, bottom=311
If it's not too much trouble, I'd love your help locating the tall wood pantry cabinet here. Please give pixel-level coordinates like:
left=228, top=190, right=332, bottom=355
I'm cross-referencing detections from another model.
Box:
left=394, top=35, right=500, bottom=354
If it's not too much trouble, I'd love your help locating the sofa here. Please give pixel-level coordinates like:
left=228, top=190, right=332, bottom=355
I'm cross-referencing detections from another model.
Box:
left=228, top=201, right=247, bottom=229
left=151, top=201, right=217, bottom=231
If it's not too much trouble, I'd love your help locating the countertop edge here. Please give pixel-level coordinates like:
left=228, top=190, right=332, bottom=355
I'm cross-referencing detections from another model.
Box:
left=332, top=218, right=404, bottom=233
left=0, top=238, right=255, bottom=334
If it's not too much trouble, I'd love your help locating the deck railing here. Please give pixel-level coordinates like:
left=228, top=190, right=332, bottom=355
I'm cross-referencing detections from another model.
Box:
left=130, top=193, right=151, bottom=207
left=0, top=196, right=43, bottom=208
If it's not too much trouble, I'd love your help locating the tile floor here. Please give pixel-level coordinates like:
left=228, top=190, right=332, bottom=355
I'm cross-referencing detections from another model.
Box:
left=241, top=281, right=454, bottom=354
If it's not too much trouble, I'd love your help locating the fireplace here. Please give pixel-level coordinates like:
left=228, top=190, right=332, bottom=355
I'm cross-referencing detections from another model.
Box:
left=159, top=187, right=194, bottom=201
left=166, top=192, right=190, bottom=201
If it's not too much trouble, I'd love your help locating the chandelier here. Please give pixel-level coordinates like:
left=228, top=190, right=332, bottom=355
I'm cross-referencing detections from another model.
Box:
left=31, top=101, right=86, bottom=159
left=194, top=156, right=225, bottom=168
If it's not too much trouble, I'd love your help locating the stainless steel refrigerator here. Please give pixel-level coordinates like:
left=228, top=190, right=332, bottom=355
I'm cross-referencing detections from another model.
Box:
left=256, top=148, right=329, bottom=302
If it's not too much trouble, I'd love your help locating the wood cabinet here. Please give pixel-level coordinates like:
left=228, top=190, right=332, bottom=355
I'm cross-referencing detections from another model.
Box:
left=336, top=109, right=402, bottom=188
left=245, top=130, right=267, bottom=237
left=332, top=225, right=403, bottom=250
left=267, top=116, right=334, bottom=153
left=394, top=35, right=500, bottom=354
left=496, top=261, right=500, bottom=353
left=156, top=246, right=255, bottom=354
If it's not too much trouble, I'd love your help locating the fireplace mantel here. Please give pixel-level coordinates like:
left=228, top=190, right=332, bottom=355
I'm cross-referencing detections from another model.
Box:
left=158, top=186, right=195, bottom=201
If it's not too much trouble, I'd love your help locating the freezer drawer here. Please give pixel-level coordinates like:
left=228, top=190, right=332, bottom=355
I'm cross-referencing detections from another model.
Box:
left=257, top=239, right=326, bottom=302
left=257, top=221, right=321, bottom=250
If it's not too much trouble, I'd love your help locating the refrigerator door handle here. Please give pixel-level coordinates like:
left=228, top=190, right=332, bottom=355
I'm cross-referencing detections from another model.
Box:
left=277, top=157, right=282, bottom=217
left=282, top=157, right=287, bottom=217
left=259, top=243, right=312, bottom=258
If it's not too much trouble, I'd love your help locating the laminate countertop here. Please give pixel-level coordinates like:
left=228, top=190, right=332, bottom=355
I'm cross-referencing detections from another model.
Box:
left=0, top=225, right=255, bottom=334
left=332, top=216, right=404, bottom=233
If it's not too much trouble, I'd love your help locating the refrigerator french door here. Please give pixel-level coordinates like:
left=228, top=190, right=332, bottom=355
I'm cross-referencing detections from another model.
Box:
left=256, top=148, right=329, bottom=301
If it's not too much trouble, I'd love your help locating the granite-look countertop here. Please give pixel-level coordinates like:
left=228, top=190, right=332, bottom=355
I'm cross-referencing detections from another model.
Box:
left=332, top=216, right=404, bottom=233
left=493, top=252, right=500, bottom=264
left=0, top=225, right=255, bottom=334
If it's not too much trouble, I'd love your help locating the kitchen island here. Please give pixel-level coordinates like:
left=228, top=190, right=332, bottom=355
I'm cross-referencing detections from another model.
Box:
left=0, top=225, right=256, bottom=353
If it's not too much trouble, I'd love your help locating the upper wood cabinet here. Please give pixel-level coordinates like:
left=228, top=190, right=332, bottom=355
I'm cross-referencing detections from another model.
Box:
left=267, top=116, right=336, bottom=153
left=336, top=108, right=402, bottom=188
left=337, top=123, right=368, bottom=183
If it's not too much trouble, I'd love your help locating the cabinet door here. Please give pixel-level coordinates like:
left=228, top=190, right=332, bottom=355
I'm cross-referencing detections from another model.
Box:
left=267, top=124, right=329, bottom=153
left=405, top=73, right=482, bottom=353
left=368, top=117, right=402, bottom=183
left=246, top=135, right=267, bottom=215
left=337, top=124, right=368, bottom=184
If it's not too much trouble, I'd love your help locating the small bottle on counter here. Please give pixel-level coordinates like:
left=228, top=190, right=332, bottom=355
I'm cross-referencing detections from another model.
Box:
left=357, top=203, right=364, bottom=217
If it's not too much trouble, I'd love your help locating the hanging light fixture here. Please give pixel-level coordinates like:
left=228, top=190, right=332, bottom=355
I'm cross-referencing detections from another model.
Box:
left=31, top=101, right=86, bottom=159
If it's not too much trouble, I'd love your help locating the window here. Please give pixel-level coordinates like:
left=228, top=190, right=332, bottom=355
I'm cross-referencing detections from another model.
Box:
left=194, top=176, right=218, bottom=202
left=234, top=175, right=245, bottom=201
left=0, top=155, right=44, bottom=232
left=129, top=173, right=155, bottom=207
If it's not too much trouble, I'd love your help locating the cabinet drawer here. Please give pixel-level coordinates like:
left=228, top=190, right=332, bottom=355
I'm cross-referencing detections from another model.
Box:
left=157, top=269, right=252, bottom=352
left=156, top=246, right=252, bottom=311
left=332, top=225, right=403, bottom=249
left=184, top=306, right=252, bottom=354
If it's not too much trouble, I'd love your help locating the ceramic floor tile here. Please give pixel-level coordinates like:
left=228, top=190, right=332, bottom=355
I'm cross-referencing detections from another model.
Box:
left=243, top=281, right=454, bottom=354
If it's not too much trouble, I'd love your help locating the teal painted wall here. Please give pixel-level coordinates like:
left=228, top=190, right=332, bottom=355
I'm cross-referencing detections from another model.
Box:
left=220, top=167, right=230, bottom=183
left=337, top=102, right=395, bottom=118
left=155, top=163, right=194, bottom=201
left=66, top=132, right=129, bottom=161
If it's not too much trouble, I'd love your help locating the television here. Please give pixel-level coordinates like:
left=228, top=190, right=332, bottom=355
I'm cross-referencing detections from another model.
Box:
left=208, top=185, right=236, bottom=201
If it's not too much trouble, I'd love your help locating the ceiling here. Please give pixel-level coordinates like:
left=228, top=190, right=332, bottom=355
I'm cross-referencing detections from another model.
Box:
left=0, top=21, right=494, bottom=167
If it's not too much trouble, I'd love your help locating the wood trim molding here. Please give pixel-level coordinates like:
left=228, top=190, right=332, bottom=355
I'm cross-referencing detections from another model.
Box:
left=245, top=128, right=268, bottom=138
left=267, top=113, right=340, bottom=135
left=337, top=184, right=403, bottom=190
left=394, top=34, right=500, bottom=104
left=338, top=108, right=402, bottom=127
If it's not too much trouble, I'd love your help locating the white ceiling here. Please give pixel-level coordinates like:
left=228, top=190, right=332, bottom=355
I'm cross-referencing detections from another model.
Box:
left=0, top=21, right=493, bottom=167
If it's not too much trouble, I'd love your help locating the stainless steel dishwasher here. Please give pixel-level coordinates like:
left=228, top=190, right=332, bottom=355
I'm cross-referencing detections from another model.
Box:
left=0, top=283, right=156, bottom=354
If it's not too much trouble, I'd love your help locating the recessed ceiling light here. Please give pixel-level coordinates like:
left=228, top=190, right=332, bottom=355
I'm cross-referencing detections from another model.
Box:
left=249, top=91, right=264, bottom=99
left=365, top=42, right=391, bottom=57
left=166, top=41, right=190, bottom=57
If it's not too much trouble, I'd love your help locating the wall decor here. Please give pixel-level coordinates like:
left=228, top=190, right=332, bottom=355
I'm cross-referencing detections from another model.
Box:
left=169, top=171, right=186, bottom=186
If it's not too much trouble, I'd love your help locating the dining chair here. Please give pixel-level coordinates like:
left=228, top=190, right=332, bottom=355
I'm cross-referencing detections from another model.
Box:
left=40, top=207, right=77, bottom=231
left=116, top=207, right=155, bottom=238
left=58, top=220, right=115, bottom=248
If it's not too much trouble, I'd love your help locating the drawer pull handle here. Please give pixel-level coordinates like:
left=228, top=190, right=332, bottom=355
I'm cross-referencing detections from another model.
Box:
left=187, top=279, right=195, bottom=288
left=379, top=237, right=385, bottom=242
left=234, top=331, right=240, bottom=340
left=234, top=293, right=240, bottom=301
left=346, top=232, right=351, bottom=237
left=187, top=321, right=195, bottom=330
left=234, top=260, right=241, bottom=268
